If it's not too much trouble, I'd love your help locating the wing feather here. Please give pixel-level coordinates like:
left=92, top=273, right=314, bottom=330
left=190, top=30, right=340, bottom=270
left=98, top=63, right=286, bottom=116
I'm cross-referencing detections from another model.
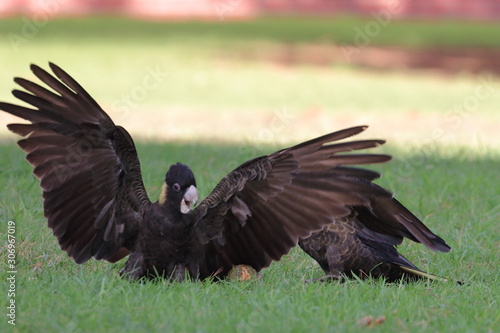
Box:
left=355, top=196, right=451, bottom=252
left=0, top=63, right=150, bottom=264
left=190, top=126, right=395, bottom=278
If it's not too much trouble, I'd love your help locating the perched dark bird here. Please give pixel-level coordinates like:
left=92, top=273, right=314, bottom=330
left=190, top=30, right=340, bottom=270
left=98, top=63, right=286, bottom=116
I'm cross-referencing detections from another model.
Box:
left=0, top=63, right=414, bottom=282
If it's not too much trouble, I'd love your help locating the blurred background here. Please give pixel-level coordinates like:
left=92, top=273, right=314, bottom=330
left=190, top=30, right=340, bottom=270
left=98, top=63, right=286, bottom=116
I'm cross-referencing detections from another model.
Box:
left=0, top=0, right=499, bottom=148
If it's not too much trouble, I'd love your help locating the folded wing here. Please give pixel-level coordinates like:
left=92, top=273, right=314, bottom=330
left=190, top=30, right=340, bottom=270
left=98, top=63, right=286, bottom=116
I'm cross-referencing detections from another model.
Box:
left=354, top=194, right=451, bottom=252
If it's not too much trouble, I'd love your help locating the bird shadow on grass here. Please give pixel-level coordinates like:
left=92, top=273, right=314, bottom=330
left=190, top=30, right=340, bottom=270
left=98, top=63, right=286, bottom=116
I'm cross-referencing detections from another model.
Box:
left=128, top=139, right=500, bottom=285
left=0, top=138, right=498, bottom=285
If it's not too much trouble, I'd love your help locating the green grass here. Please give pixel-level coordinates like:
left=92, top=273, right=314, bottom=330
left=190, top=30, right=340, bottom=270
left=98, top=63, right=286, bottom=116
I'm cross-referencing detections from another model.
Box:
left=0, top=141, right=499, bottom=332
left=1, top=17, right=500, bottom=119
left=1, top=16, right=500, bottom=48
left=0, top=16, right=499, bottom=333
left=0, top=17, right=499, bottom=119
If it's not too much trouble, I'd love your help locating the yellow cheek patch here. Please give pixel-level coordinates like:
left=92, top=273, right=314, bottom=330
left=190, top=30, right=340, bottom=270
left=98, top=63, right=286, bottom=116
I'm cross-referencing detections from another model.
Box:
left=159, top=182, right=168, bottom=205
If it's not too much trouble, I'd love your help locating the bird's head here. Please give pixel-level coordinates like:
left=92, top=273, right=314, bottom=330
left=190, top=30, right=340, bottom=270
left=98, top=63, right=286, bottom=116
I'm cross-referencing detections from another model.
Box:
left=159, top=163, right=198, bottom=214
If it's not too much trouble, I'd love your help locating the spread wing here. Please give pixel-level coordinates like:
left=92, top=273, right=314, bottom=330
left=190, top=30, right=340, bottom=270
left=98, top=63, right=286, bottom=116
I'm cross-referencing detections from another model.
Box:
left=0, top=63, right=150, bottom=264
left=188, top=126, right=393, bottom=279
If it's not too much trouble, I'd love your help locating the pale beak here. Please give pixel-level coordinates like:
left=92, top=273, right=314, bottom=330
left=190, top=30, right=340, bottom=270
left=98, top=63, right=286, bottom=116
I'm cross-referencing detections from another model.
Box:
left=180, top=185, right=198, bottom=214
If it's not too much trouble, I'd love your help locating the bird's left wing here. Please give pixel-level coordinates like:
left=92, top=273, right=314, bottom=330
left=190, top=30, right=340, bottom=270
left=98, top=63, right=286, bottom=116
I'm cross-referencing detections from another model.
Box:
left=0, top=63, right=151, bottom=264
left=187, top=126, right=393, bottom=279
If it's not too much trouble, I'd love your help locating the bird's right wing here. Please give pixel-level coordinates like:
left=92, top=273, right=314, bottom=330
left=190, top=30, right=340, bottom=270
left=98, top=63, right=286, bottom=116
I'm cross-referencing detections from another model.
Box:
left=188, top=126, right=393, bottom=279
left=0, top=63, right=151, bottom=264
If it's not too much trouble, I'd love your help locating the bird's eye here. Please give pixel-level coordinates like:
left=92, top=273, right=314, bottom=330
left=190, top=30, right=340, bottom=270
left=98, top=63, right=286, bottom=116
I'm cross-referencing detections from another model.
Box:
left=172, top=183, right=181, bottom=191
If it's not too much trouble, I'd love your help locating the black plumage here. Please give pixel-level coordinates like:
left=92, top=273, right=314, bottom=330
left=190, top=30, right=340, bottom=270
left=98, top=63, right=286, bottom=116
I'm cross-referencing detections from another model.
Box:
left=0, top=63, right=450, bottom=282
left=299, top=195, right=451, bottom=282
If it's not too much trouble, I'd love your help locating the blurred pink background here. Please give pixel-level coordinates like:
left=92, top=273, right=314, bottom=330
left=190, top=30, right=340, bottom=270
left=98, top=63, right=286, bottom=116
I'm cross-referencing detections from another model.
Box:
left=1, top=0, right=499, bottom=20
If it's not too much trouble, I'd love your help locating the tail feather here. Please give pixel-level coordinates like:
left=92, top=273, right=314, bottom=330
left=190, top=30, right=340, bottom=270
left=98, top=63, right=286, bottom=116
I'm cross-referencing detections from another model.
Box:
left=398, top=265, right=448, bottom=282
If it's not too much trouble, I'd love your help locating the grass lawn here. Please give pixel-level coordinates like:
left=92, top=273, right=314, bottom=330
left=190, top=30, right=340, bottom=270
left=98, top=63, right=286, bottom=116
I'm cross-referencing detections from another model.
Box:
left=0, top=17, right=499, bottom=332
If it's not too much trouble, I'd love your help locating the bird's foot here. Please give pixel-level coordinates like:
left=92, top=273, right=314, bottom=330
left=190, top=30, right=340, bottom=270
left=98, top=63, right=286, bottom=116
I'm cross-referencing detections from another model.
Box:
left=119, top=253, right=145, bottom=280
